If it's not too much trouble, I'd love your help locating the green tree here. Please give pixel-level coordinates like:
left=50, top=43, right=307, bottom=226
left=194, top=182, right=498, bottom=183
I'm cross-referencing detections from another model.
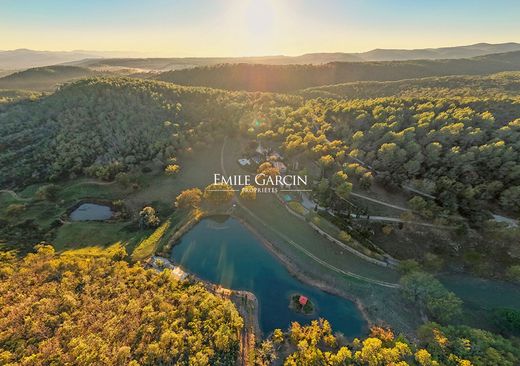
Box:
left=400, top=271, right=462, bottom=322
left=139, top=206, right=160, bottom=229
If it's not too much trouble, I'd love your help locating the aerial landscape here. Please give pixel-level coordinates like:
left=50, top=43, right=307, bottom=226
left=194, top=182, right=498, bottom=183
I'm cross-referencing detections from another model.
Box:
left=1, top=0, right=520, bottom=365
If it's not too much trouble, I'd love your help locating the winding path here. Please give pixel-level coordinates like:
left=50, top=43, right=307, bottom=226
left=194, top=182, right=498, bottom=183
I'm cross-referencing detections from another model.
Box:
left=349, top=213, right=455, bottom=229
left=350, top=191, right=408, bottom=212
left=220, top=138, right=400, bottom=289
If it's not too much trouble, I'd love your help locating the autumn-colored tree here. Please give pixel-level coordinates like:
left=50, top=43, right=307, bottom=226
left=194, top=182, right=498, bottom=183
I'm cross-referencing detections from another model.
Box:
left=204, top=183, right=234, bottom=204
left=0, top=245, right=243, bottom=365
left=175, top=188, right=203, bottom=209
left=240, top=185, right=257, bottom=200
left=164, top=164, right=180, bottom=175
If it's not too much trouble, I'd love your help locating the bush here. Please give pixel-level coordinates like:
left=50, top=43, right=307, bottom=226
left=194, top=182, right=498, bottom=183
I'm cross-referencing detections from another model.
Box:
left=288, top=201, right=306, bottom=215
left=338, top=230, right=352, bottom=243
left=35, top=184, right=59, bottom=201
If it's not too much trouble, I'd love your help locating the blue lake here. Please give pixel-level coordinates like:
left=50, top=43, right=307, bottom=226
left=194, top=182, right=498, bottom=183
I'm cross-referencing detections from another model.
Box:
left=171, top=216, right=365, bottom=337
left=70, top=203, right=113, bottom=221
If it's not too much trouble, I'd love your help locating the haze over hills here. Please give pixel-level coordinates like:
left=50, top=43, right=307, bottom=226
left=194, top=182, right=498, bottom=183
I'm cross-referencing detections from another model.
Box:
left=4, top=49, right=520, bottom=93
left=0, top=65, right=102, bottom=91
left=0, top=49, right=148, bottom=70
left=69, top=42, right=520, bottom=72
left=359, top=42, right=520, bottom=61
left=2, top=42, right=520, bottom=71
left=155, top=50, right=520, bottom=92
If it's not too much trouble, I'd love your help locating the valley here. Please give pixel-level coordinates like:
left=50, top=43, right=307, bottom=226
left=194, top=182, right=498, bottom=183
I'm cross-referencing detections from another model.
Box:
left=1, top=42, right=520, bottom=365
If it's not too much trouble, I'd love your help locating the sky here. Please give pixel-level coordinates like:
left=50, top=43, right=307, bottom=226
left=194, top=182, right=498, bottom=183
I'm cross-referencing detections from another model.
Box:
left=1, top=0, right=519, bottom=57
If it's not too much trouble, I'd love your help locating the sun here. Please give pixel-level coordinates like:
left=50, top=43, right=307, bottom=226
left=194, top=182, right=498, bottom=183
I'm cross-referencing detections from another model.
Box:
left=227, top=0, right=284, bottom=54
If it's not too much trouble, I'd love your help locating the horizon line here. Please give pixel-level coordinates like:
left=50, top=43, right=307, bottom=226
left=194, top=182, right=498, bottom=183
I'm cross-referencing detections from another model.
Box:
left=2, top=40, right=519, bottom=59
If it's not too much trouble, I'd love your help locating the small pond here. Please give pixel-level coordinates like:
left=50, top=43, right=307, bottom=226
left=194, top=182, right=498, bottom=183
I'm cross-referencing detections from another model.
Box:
left=171, top=216, right=365, bottom=337
left=70, top=203, right=113, bottom=221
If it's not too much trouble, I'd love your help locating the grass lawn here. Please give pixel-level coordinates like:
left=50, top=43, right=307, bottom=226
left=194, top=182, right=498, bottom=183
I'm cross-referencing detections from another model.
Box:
left=125, top=143, right=222, bottom=210
left=53, top=221, right=146, bottom=252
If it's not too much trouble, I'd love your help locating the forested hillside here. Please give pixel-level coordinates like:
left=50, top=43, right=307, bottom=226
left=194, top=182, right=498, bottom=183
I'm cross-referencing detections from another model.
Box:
left=2, top=76, right=520, bottom=216
left=300, top=72, right=520, bottom=99
left=0, top=245, right=242, bottom=365
left=156, top=51, right=520, bottom=92
left=0, top=65, right=100, bottom=91
left=257, top=96, right=520, bottom=217
left=0, top=78, right=300, bottom=188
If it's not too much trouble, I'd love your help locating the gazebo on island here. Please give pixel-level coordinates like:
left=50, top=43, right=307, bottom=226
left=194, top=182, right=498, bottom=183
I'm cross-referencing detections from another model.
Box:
left=290, top=293, right=314, bottom=315
left=298, top=295, right=308, bottom=306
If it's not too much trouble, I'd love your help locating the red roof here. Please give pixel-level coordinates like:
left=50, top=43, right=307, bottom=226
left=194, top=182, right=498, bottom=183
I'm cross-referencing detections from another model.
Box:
left=299, top=296, right=308, bottom=305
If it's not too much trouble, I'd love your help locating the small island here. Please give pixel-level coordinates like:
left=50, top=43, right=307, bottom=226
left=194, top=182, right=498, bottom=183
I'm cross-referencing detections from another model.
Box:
left=290, top=294, right=315, bottom=315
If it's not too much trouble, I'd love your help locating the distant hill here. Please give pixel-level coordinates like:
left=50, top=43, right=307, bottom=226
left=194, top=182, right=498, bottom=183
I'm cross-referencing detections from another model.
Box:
left=68, top=54, right=364, bottom=71
left=67, top=42, right=520, bottom=71
left=359, top=42, right=520, bottom=61
left=0, top=65, right=101, bottom=91
left=299, top=71, right=520, bottom=99
left=155, top=51, right=520, bottom=92
left=0, top=49, right=146, bottom=70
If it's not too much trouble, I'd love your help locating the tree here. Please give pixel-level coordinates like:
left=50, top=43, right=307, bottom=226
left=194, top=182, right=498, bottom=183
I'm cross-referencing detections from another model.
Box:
left=359, top=171, right=374, bottom=190
left=335, top=181, right=352, bottom=200
left=319, top=154, right=334, bottom=170
left=139, top=206, right=160, bottom=229
left=493, top=308, right=520, bottom=336
left=165, top=164, right=180, bottom=175
left=175, top=188, right=202, bottom=210
left=415, top=349, right=440, bottom=366
left=400, top=271, right=462, bottom=322
left=272, top=329, right=284, bottom=346
left=397, top=259, right=421, bottom=275
left=257, top=162, right=273, bottom=174
left=338, top=231, right=352, bottom=243
left=240, top=185, right=257, bottom=200
left=204, top=183, right=234, bottom=204
left=409, top=196, right=428, bottom=212
left=255, top=339, right=277, bottom=365
left=35, top=184, right=59, bottom=201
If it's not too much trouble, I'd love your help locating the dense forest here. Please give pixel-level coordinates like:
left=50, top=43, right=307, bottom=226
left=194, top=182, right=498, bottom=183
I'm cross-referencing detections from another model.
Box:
left=276, top=320, right=520, bottom=366
left=299, top=72, right=520, bottom=99
left=156, top=51, right=520, bottom=92
left=0, top=78, right=299, bottom=188
left=2, top=76, right=520, bottom=216
left=0, top=245, right=242, bottom=365
left=255, top=96, right=520, bottom=217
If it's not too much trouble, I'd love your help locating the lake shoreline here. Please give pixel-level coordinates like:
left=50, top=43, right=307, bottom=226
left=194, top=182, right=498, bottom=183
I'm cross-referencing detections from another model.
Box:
left=233, top=214, right=372, bottom=335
